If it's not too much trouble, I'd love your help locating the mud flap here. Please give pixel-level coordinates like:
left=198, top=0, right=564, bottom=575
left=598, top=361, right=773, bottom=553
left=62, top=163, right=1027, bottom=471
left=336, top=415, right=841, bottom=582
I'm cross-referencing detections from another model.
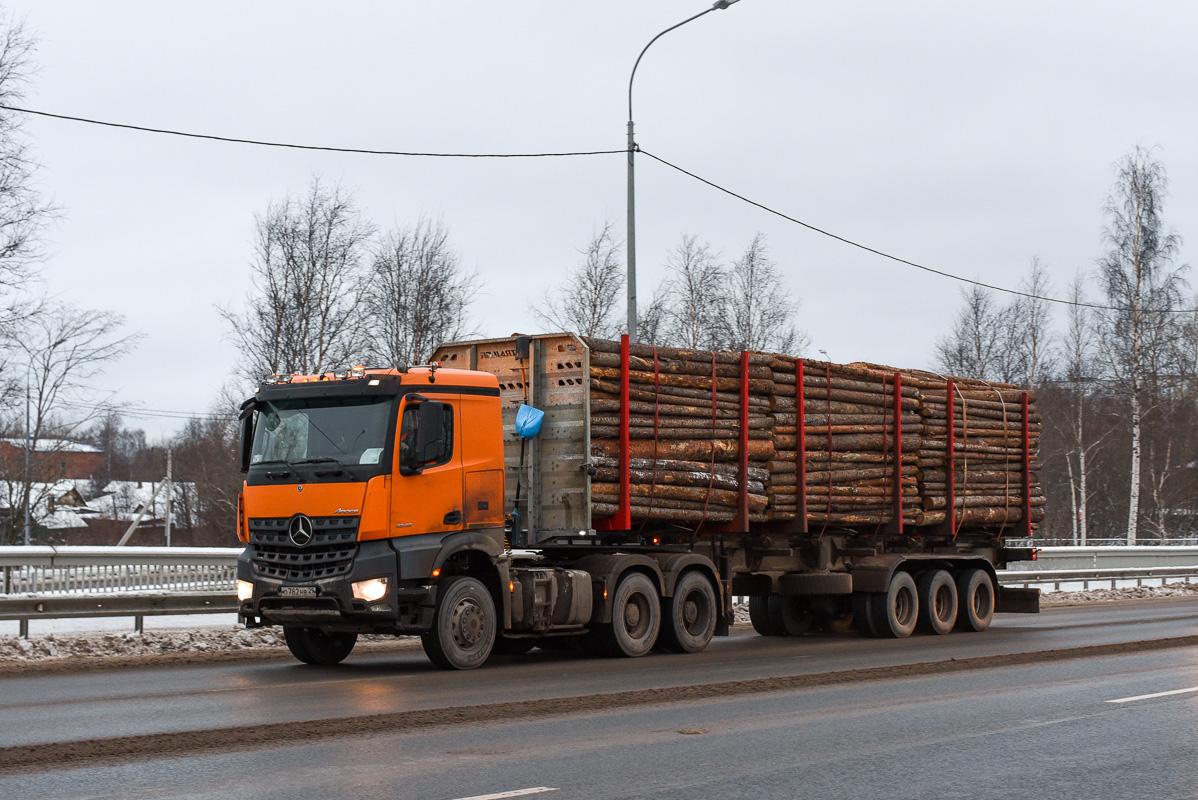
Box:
left=996, top=585, right=1040, bottom=613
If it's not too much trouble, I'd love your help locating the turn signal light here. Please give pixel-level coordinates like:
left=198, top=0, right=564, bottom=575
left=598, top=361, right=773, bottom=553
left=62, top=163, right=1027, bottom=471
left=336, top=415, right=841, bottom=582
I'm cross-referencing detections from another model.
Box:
left=352, top=577, right=390, bottom=603
left=237, top=580, right=254, bottom=601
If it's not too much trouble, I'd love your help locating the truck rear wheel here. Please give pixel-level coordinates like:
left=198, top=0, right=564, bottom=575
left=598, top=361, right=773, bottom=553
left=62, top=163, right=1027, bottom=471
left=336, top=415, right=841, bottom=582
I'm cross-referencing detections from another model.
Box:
left=871, top=571, right=919, bottom=638
left=660, top=570, right=717, bottom=653
left=955, top=569, right=995, bottom=632
left=595, top=572, right=660, bottom=657
left=772, top=595, right=813, bottom=636
left=916, top=570, right=958, bottom=635
left=421, top=576, right=497, bottom=670
left=283, top=626, right=358, bottom=666
left=749, top=595, right=782, bottom=636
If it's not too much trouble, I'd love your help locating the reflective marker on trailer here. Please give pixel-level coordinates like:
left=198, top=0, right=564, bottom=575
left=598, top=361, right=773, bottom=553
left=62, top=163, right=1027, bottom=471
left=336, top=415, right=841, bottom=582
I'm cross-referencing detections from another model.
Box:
left=1106, top=686, right=1198, bottom=704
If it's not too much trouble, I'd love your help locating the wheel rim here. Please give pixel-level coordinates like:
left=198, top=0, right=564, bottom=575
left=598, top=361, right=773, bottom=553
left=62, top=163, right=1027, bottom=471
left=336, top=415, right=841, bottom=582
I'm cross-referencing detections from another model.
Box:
left=894, top=586, right=916, bottom=626
left=452, top=598, right=485, bottom=649
left=681, top=589, right=711, bottom=636
left=623, top=592, right=650, bottom=639
left=973, top=583, right=992, bottom=618
left=935, top=585, right=953, bottom=622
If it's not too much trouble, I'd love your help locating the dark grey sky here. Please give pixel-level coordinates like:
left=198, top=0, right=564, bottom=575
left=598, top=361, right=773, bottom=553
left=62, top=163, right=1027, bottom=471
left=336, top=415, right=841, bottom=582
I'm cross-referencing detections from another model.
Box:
left=9, top=1, right=1196, bottom=436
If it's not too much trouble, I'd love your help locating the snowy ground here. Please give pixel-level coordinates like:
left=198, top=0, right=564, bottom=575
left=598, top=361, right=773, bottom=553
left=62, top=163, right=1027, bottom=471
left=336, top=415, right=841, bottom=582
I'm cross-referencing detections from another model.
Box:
left=2, top=581, right=1196, bottom=668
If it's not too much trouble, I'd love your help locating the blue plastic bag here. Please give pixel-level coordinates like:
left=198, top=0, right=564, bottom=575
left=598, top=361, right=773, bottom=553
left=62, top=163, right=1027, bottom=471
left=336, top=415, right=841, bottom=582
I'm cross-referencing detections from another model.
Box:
left=516, top=404, right=545, bottom=439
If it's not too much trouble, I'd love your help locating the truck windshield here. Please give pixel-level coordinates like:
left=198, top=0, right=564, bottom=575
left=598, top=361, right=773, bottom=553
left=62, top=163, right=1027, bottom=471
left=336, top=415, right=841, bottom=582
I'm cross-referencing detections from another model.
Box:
left=250, top=396, right=393, bottom=467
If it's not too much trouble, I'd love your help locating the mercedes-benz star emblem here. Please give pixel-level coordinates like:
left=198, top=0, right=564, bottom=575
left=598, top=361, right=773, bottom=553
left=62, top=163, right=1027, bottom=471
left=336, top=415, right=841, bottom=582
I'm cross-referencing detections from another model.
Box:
left=288, top=515, right=314, bottom=547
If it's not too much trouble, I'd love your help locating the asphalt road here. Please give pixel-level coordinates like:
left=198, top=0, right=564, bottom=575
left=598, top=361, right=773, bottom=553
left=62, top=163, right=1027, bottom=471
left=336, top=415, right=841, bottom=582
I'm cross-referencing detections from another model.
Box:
left=3, top=636, right=1196, bottom=799
left=2, top=598, right=1196, bottom=752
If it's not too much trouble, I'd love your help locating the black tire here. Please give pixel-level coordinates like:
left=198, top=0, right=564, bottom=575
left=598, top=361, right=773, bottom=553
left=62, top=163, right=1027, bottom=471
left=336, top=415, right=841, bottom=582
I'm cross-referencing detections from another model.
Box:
left=660, top=570, right=718, bottom=653
left=283, top=626, right=358, bottom=666
left=916, top=570, right=958, bottom=635
left=769, top=594, right=813, bottom=637
left=851, top=592, right=880, bottom=638
left=749, top=595, right=781, bottom=636
left=421, top=576, right=497, bottom=670
left=595, top=572, right=660, bottom=657
left=955, top=568, right=995, bottom=632
left=870, top=571, right=919, bottom=638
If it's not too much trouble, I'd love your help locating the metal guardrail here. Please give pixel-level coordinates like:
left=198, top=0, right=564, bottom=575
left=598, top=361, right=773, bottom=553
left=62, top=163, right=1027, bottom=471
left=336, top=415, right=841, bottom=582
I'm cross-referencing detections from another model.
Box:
left=1000, top=566, right=1198, bottom=592
left=0, top=546, right=239, bottom=596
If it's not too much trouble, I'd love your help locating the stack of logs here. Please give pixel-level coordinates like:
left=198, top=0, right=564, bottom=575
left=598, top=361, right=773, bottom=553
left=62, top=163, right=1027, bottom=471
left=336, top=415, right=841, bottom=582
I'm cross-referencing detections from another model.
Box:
left=769, top=356, right=923, bottom=527
left=586, top=337, right=775, bottom=524
left=583, top=337, right=1040, bottom=534
left=903, top=371, right=1045, bottom=529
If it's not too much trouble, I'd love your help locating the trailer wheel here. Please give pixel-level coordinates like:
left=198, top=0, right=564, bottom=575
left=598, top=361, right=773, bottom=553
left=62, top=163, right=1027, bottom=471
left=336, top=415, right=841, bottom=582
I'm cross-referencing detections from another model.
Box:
left=916, top=570, right=958, bottom=635
left=660, top=570, right=718, bottom=653
left=595, top=572, right=660, bottom=657
left=955, top=569, right=995, bottom=632
left=421, top=576, right=497, bottom=670
left=851, top=592, right=880, bottom=638
left=283, top=626, right=358, bottom=666
left=769, top=594, right=813, bottom=637
left=870, top=571, right=919, bottom=638
left=749, top=595, right=782, bottom=636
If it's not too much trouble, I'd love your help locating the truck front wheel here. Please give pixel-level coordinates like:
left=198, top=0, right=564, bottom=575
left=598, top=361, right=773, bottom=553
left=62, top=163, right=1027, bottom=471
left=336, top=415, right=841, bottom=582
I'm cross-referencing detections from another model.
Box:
left=283, top=626, right=358, bottom=666
left=596, top=572, right=660, bottom=657
left=422, top=576, right=497, bottom=670
left=660, top=570, right=717, bottom=653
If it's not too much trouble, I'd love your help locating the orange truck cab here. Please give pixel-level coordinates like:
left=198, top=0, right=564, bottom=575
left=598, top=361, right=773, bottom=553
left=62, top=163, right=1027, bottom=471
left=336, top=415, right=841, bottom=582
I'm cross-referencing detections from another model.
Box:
left=236, top=364, right=515, bottom=669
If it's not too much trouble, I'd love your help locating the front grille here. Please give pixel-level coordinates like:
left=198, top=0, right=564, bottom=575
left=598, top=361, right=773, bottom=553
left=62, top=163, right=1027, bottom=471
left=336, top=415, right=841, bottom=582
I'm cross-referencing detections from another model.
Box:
left=249, top=516, right=359, bottom=581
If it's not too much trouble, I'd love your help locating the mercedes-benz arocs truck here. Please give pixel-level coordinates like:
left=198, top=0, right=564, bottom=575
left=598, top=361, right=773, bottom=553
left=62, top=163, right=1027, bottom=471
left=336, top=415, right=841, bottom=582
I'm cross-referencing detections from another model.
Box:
left=235, top=333, right=1039, bottom=669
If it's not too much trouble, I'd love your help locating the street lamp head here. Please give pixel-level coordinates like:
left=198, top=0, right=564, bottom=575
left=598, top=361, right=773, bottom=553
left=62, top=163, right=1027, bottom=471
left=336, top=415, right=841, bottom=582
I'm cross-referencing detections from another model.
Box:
left=712, top=0, right=740, bottom=8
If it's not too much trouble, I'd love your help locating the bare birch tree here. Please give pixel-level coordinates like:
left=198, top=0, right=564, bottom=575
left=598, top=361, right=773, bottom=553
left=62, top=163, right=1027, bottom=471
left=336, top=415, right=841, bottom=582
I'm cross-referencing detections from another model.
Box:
left=1097, top=146, right=1187, bottom=545
left=726, top=233, right=807, bottom=354
left=221, top=178, right=373, bottom=382
left=660, top=234, right=728, bottom=350
left=0, top=15, right=50, bottom=297
left=935, top=285, right=1004, bottom=379
left=363, top=216, right=479, bottom=366
left=0, top=302, right=138, bottom=544
left=532, top=222, right=623, bottom=339
left=1061, top=273, right=1102, bottom=544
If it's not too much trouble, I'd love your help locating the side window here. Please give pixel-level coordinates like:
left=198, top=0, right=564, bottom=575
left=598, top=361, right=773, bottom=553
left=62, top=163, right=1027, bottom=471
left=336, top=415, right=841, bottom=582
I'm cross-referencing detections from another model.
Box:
left=399, top=402, right=454, bottom=469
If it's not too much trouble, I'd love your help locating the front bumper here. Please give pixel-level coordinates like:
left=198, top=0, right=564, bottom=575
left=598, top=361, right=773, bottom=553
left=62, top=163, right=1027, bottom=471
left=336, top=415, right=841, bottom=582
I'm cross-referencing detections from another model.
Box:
left=237, top=540, right=435, bottom=632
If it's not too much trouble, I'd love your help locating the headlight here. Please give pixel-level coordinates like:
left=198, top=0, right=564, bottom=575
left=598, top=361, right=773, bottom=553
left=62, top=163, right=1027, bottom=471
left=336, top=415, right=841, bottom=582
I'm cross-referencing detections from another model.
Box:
left=237, top=580, right=254, bottom=601
left=352, top=577, right=389, bottom=603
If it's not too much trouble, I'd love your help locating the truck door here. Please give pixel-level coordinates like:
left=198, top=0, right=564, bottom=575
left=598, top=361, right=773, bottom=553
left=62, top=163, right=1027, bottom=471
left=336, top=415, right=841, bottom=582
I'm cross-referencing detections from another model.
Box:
left=391, top=394, right=465, bottom=536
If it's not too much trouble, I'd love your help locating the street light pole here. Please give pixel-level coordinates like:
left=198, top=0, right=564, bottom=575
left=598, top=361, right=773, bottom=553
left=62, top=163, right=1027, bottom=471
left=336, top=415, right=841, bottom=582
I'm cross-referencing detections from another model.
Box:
left=22, top=362, right=32, bottom=547
left=626, top=0, right=740, bottom=343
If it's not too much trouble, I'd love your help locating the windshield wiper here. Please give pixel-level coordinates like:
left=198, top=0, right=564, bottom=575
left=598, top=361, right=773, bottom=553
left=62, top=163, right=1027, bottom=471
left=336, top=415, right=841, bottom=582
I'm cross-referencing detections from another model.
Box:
left=289, top=457, right=341, bottom=466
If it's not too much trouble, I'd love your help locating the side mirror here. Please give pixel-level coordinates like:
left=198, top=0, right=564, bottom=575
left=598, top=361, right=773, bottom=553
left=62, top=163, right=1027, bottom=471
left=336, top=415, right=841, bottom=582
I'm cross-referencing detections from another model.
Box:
left=238, top=400, right=255, bottom=473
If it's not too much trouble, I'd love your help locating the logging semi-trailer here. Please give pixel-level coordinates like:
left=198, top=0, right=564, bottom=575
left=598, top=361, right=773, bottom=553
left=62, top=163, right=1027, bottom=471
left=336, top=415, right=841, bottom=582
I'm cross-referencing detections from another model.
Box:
left=234, top=333, right=1041, bottom=669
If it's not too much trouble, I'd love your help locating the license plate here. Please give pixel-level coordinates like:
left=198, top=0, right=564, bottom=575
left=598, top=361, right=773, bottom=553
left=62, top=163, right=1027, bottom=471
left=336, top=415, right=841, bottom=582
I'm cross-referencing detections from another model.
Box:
left=279, top=586, right=317, bottom=597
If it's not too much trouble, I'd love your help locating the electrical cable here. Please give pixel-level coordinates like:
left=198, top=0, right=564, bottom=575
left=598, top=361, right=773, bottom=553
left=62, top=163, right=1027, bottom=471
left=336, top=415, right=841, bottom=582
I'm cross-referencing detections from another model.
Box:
left=0, top=104, right=624, bottom=159
left=639, top=148, right=1195, bottom=314
left=58, top=400, right=235, bottom=422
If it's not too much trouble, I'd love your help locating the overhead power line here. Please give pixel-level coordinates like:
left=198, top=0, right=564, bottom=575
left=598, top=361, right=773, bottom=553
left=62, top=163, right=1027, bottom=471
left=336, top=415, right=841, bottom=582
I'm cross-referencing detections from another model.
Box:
left=59, top=400, right=235, bottom=422
left=0, top=104, right=624, bottom=159
left=639, top=149, right=1196, bottom=315
left=6, top=103, right=1190, bottom=313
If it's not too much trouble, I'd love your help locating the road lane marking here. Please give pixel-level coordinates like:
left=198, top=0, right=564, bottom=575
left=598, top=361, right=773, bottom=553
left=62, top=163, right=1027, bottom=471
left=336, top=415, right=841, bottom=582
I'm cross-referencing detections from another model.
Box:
left=452, top=789, right=558, bottom=800
left=1106, top=686, right=1198, bottom=704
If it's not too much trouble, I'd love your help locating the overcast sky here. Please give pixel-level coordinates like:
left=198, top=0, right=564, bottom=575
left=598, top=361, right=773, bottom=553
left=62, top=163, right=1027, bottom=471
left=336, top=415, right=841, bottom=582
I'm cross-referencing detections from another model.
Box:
left=7, top=1, right=1197, bottom=438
